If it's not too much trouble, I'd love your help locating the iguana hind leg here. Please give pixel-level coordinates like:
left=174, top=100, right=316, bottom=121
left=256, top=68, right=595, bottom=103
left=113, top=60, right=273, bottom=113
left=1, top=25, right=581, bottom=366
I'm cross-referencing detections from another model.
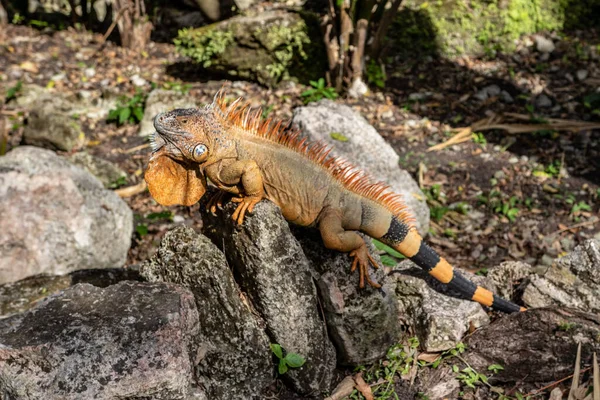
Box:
left=318, top=209, right=381, bottom=289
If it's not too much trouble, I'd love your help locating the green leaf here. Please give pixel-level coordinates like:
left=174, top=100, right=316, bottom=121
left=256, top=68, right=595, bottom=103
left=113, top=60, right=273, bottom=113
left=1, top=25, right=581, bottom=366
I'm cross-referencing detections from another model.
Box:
left=278, top=358, right=288, bottom=374
left=133, top=107, right=144, bottom=122
left=372, top=239, right=404, bottom=259
left=270, top=343, right=283, bottom=359
left=146, top=211, right=173, bottom=220
left=119, top=107, right=131, bottom=124
left=284, top=353, right=305, bottom=368
left=330, top=132, right=349, bottom=142
left=136, top=224, right=148, bottom=236
left=380, top=254, right=397, bottom=267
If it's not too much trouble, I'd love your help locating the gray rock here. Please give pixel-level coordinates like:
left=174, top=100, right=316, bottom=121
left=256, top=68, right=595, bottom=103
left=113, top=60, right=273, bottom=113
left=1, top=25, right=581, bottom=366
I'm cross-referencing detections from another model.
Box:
left=68, top=151, right=128, bottom=188
left=391, top=261, right=490, bottom=352
left=418, top=366, right=460, bottom=400
left=140, top=226, right=273, bottom=400
left=200, top=198, right=337, bottom=392
left=292, top=100, right=430, bottom=235
left=293, top=227, right=400, bottom=365
left=500, top=90, right=514, bottom=103
left=139, top=89, right=197, bottom=137
left=0, top=268, right=142, bottom=319
left=348, top=77, right=369, bottom=98
left=534, top=35, right=555, bottom=53
left=535, top=94, right=552, bottom=108
left=576, top=69, right=589, bottom=81
left=193, top=0, right=220, bottom=20
left=465, top=307, right=600, bottom=382
left=522, top=239, right=600, bottom=313
left=22, top=98, right=82, bottom=151
left=486, top=261, right=532, bottom=300
left=0, top=281, right=199, bottom=399
left=0, top=146, right=133, bottom=284
left=474, top=84, right=501, bottom=101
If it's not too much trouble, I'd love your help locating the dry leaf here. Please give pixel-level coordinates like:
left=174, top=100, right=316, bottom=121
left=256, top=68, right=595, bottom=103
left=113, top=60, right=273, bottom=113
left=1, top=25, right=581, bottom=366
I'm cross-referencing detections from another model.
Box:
left=354, top=372, right=374, bottom=400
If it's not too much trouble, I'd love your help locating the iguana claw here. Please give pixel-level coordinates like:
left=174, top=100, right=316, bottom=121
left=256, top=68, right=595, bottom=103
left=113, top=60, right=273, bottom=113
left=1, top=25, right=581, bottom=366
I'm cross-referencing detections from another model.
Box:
left=350, top=246, right=381, bottom=289
left=206, top=191, right=229, bottom=215
left=231, top=195, right=261, bottom=225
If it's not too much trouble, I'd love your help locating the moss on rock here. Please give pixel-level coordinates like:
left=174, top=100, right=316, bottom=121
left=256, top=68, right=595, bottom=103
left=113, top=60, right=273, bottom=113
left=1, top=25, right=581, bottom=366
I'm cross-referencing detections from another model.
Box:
left=388, top=0, right=600, bottom=58
left=174, top=9, right=326, bottom=87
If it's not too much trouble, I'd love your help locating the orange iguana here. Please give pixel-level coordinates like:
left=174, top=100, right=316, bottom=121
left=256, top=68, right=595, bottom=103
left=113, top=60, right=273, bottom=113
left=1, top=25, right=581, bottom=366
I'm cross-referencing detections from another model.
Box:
left=144, top=91, right=526, bottom=313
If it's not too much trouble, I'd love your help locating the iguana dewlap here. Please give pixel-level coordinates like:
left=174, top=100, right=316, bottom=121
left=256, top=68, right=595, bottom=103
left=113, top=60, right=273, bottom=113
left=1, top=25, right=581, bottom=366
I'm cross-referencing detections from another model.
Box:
left=144, top=92, right=526, bottom=313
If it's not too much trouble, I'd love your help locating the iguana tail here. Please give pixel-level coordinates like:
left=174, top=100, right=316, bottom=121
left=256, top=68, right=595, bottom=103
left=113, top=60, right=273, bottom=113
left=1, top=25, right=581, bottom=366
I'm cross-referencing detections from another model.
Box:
left=364, top=213, right=525, bottom=313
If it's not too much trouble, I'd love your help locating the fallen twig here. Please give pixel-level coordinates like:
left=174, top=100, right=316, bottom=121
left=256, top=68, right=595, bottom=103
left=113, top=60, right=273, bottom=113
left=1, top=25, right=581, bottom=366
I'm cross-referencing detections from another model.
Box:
left=114, top=180, right=147, bottom=197
left=324, top=375, right=355, bottom=400
left=427, top=127, right=472, bottom=152
left=549, top=217, right=599, bottom=236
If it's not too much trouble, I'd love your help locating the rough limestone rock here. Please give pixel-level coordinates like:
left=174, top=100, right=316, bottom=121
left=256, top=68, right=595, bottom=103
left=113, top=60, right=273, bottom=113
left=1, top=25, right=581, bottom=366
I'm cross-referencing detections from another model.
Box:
left=0, top=281, right=199, bottom=400
left=486, top=261, right=532, bottom=300
left=68, top=151, right=128, bottom=188
left=140, top=226, right=273, bottom=400
left=200, top=196, right=337, bottom=393
left=0, top=146, right=133, bottom=284
left=417, top=366, right=460, bottom=400
left=390, top=260, right=490, bottom=352
left=0, top=268, right=141, bottom=318
left=292, top=100, right=429, bottom=235
left=292, top=226, right=400, bottom=366
left=522, top=239, right=600, bottom=313
left=465, top=308, right=600, bottom=382
left=139, top=89, right=197, bottom=137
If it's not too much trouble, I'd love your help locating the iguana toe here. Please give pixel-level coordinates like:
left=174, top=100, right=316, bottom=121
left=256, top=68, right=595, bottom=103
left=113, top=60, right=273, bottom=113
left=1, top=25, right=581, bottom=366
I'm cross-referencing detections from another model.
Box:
left=350, top=246, right=381, bottom=289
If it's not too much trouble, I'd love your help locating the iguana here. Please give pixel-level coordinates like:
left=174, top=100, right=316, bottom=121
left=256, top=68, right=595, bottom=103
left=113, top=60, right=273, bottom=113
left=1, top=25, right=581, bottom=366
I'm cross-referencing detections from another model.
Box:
left=144, top=91, right=526, bottom=313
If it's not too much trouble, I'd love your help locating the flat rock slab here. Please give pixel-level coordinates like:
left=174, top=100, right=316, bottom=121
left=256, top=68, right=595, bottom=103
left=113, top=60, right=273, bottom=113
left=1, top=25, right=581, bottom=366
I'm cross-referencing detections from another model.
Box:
left=292, top=100, right=429, bottom=235
left=0, top=281, right=199, bottom=400
left=140, top=226, right=274, bottom=400
left=465, top=307, right=600, bottom=383
left=0, top=146, right=133, bottom=284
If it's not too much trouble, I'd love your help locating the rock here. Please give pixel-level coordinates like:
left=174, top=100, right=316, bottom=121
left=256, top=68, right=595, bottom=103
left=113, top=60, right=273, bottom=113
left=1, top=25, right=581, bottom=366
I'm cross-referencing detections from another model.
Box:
left=22, top=95, right=82, bottom=151
left=390, top=261, right=490, bottom=352
left=199, top=197, right=337, bottom=391
left=140, top=226, right=274, bottom=400
left=292, top=99, right=430, bottom=234
left=485, top=261, right=532, bottom=300
left=174, top=9, right=326, bottom=87
left=534, top=35, right=555, bottom=53
left=130, top=74, right=148, bottom=87
left=465, top=308, right=600, bottom=382
left=522, top=239, right=600, bottom=313
left=348, top=77, right=369, bottom=98
left=292, top=226, right=400, bottom=365
left=68, top=151, right=128, bottom=188
left=0, top=146, right=133, bottom=284
left=0, top=268, right=142, bottom=318
left=418, top=366, right=460, bottom=400
left=193, top=0, right=220, bottom=21
left=576, top=69, right=589, bottom=81
left=474, top=84, right=501, bottom=101
left=500, top=90, right=514, bottom=103
left=0, top=281, right=199, bottom=399
left=535, top=94, right=552, bottom=108
left=139, top=89, right=197, bottom=137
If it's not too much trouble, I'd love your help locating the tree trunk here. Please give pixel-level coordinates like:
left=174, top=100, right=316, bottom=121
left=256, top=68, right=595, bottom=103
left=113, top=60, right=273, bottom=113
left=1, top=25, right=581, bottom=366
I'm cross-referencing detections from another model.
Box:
left=0, top=0, right=8, bottom=26
left=113, top=0, right=153, bottom=50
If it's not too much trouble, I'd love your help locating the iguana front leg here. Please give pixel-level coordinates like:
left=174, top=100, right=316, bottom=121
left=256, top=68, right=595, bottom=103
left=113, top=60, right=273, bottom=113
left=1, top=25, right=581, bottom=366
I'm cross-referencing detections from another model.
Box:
left=318, top=208, right=381, bottom=288
left=204, top=159, right=265, bottom=225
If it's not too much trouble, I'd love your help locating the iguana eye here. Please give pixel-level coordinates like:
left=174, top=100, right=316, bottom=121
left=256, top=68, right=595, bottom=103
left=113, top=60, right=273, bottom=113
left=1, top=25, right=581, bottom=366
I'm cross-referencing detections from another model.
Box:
left=192, top=144, right=208, bottom=162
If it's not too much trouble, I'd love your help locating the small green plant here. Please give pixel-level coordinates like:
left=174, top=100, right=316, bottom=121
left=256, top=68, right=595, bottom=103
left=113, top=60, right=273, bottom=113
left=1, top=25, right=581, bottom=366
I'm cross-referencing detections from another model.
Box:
left=454, top=366, right=489, bottom=389
left=372, top=239, right=405, bottom=266
left=5, top=81, right=22, bottom=103
left=12, top=13, right=24, bottom=24
left=109, top=176, right=128, bottom=189
left=487, top=364, right=504, bottom=374
left=571, top=201, right=591, bottom=215
left=107, top=90, right=146, bottom=126
left=146, top=211, right=174, bottom=221
left=174, top=28, right=234, bottom=68
left=270, top=344, right=305, bottom=374
left=261, top=104, right=274, bottom=119
left=162, top=81, right=192, bottom=95
left=495, top=196, right=520, bottom=222
left=472, top=132, right=487, bottom=146
left=136, top=224, right=149, bottom=237
left=558, top=321, right=576, bottom=331
left=301, top=78, right=338, bottom=104
left=366, top=59, right=386, bottom=89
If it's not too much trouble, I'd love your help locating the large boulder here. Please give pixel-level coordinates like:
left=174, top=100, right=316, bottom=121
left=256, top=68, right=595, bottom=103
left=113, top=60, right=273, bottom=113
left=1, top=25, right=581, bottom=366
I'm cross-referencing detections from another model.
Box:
left=464, top=307, right=600, bottom=383
left=522, top=239, right=600, bottom=313
left=0, top=281, right=199, bottom=399
left=292, top=100, right=430, bottom=235
left=68, top=151, right=128, bottom=189
left=173, top=9, right=326, bottom=86
left=140, top=226, right=274, bottom=400
left=200, top=199, right=338, bottom=392
left=0, top=146, right=133, bottom=284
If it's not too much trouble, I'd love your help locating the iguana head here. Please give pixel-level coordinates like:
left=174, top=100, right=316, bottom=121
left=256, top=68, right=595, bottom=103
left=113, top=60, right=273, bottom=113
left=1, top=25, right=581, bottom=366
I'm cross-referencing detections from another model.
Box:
left=144, top=108, right=211, bottom=207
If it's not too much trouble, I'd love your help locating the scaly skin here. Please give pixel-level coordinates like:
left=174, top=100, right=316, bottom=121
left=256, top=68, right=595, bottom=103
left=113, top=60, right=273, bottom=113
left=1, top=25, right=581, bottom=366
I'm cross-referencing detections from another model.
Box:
left=144, top=96, right=526, bottom=313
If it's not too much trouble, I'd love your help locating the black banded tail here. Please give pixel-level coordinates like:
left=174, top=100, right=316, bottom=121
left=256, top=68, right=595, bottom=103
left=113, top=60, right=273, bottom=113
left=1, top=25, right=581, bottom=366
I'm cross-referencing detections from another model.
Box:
left=380, top=216, right=525, bottom=313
